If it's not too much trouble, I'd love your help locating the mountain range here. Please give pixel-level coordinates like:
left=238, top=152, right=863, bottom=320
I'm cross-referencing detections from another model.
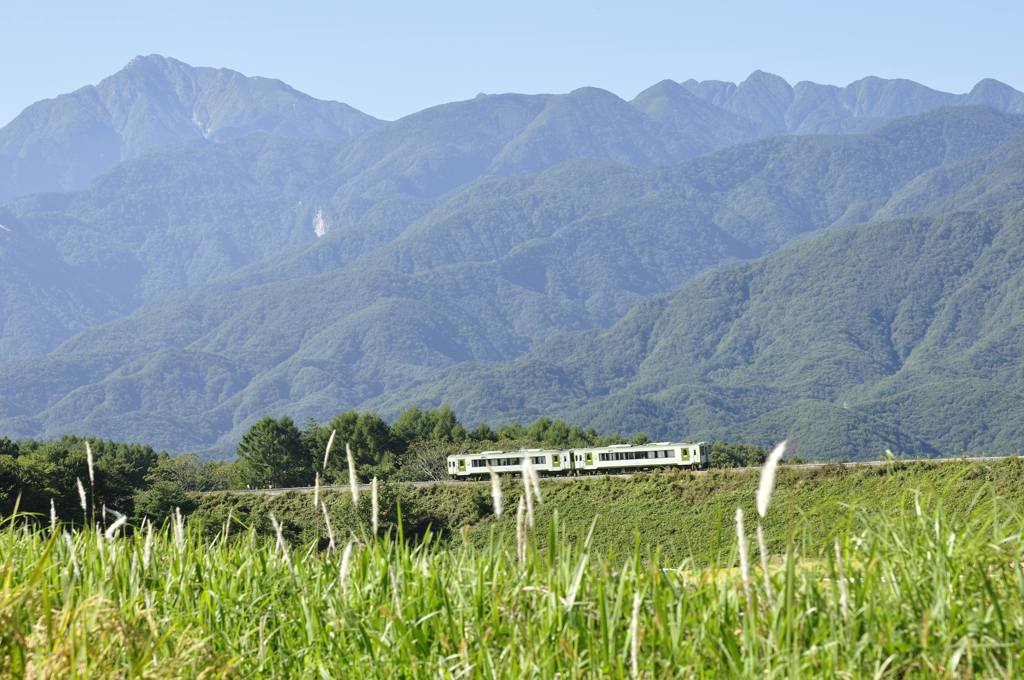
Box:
left=1, top=55, right=1022, bottom=458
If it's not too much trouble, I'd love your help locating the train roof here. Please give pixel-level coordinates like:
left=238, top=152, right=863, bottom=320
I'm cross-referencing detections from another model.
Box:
left=448, top=441, right=706, bottom=459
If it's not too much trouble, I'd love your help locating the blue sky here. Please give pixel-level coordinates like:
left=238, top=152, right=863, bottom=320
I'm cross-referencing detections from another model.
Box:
left=2, top=0, right=1021, bottom=125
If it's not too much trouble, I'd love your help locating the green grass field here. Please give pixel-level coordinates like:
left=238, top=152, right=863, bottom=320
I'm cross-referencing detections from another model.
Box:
left=4, top=459, right=1024, bottom=677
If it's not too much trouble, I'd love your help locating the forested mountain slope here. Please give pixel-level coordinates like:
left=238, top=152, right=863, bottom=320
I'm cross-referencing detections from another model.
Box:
left=381, top=205, right=1024, bottom=460
left=2, top=109, right=1023, bottom=454
left=3, top=58, right=1024, bottom=457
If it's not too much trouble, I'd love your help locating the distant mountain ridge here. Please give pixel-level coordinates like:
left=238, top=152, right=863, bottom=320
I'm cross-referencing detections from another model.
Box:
left=3, top=56, right=1023, bottom=206
left=2, top=58, right=1024, bottom=458
left=2, top=107, right=1023, bottom=455
left=681, top=71, right=1024, bottom=134
left=0, top=55, right=383, bottom=201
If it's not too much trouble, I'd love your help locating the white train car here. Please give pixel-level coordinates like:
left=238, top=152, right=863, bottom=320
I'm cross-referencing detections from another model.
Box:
left=446, top=448, right=571, bottom=477
left=573, top=442, right=709, bottom=473
left=447, top=441, right=710, bottom=478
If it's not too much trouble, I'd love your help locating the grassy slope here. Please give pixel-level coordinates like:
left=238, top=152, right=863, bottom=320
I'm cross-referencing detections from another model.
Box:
left=7, top=458, right=1024, bottom=676
left=192, top=457, right=1024, bottom=565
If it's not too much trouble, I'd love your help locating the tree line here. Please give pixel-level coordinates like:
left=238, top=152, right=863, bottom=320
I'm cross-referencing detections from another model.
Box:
left=0, top=406, right=769, bottom=523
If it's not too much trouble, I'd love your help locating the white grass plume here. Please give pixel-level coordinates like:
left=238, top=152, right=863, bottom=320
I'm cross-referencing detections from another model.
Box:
left=346, top=442, right=359, bottom=506
left=735, top=507, right=751, bottom=602
left=756, top=439, right=787, bottom=518
left=521, top=460, right=535, bottom=529
left=371, top=476, right=379, bottom=536
left=143, top=520, right=153, bottom=570
left=526, top=459, right=543, bottom=504
left=85, top=440, right=95, bottom=487
left=339, top=539, right=355, bottom=593
left=323, top=429, right=336, bottom=471
left=488, top=468, right=502, bottom=518
left=516, top=496, right=527, bottom=563
left=321, top=502, right=336, bottom=553
left=173, top=507, right=185, bottom=550
left=630, top=591, right=641, bottom=679
left=269, top=513, right=292, bottom=568
left=49, top=498, right=57, bottom=533
left=104, top=509, right=127, bottom=539
left=834, top=538, right=849, bottom=621
left=313, top=471, right=320, bottom=510
left=76, top=477, right=87, bottom=513
left=756, top=522, right=773, bottom=601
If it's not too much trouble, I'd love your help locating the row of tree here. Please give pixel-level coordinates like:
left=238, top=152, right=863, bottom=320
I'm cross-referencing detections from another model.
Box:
left=0, top=406, right=769, bottom=522
left=235, top=406, right=653, bottom=488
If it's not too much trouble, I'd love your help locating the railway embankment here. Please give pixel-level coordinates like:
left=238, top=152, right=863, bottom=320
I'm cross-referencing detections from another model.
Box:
left=188, top=456, right=1024, bottom=563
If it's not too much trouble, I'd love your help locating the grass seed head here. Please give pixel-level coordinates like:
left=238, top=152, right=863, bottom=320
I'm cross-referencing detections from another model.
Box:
left=313, top=471, right=320, bottom=510
left=322, top=502, right=336, bottom=552
left=76, top=477, right=87, bottom=513
left=489, top=468, right=502, bottom=518
left=143, top=521, right=153, bottom=570
left=521, top=464, right=535, bottom=529
left=173, top=507, right=185, bottom=549
left=757, top=439, right=787, bottom=518
left=269, top=512, right=292, bottom=568
left=834, top=538, right=849, bottom=621
left=516, top=496, right=527, bottom=563
left=339, top=539, right=355, bottom=593
left=323, top=429, right=336, bottom=471
left=85, top=440, right=95, bottom=486
left=49, top=498, right=56, bottom=532
left=527, top=459, right=542, bottom=504
left=104, top=510, right=127, bottom=539
left=371, top=476, right=379, bottom=536
left=630, top=591, right=641, bottom=679
left=346, top=442, right=359, bottom=506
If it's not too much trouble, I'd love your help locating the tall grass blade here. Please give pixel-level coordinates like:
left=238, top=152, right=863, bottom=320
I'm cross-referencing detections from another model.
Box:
left=735, top=507, right=751, bottom=602
left=756, top=522, right=772, bottom=601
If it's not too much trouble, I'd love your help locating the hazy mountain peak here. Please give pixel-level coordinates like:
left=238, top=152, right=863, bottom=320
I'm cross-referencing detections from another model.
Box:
left=967, top=78, right=1024, bottom=113
left=742, top=69, right=791, bottom=88
left=0, top=55, right=382, bottom=201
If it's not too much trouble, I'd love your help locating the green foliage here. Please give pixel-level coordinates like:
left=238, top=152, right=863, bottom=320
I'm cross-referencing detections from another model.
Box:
left=0, top=436, right=160, bottom=520
left=711, top=441, right=768, bottom=468
left=236, top=416, right=309, bottom=488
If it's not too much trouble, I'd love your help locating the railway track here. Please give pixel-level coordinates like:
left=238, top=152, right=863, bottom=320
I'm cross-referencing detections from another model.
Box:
left=209, top=454, right=1017, bottom=496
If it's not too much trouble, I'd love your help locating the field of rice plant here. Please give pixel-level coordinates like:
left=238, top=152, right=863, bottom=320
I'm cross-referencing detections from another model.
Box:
left=4, top=455, right=1024, bottom=677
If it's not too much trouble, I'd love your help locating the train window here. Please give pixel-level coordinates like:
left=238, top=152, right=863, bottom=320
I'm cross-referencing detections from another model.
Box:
left=531, top=456, right=545, bottom=465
